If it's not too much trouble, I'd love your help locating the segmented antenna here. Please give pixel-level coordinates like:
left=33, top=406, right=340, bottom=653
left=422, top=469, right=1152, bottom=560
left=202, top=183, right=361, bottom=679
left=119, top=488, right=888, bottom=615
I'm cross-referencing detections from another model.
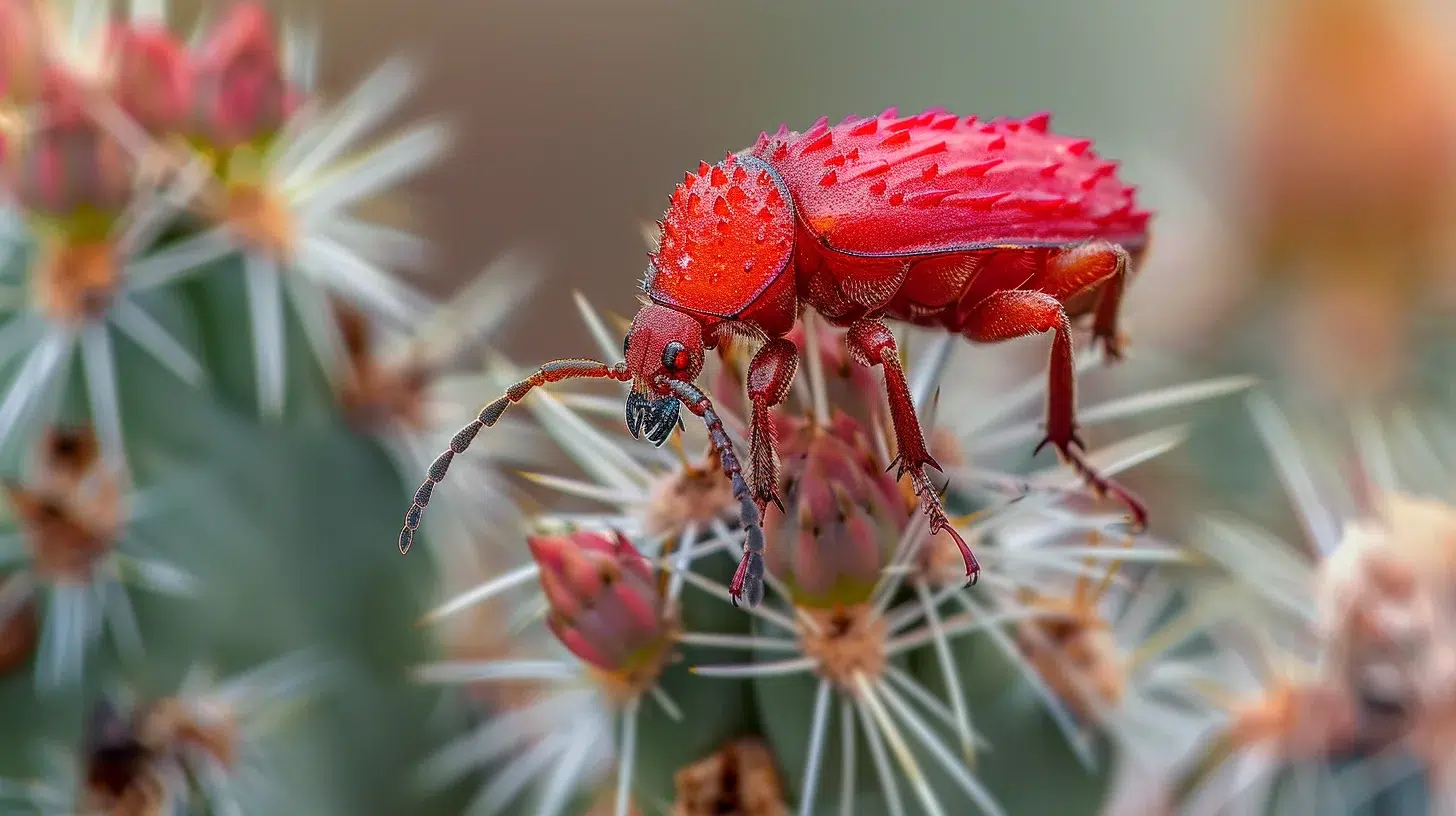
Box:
left=398, top=359, right=631, bottom=555
left=664, top=378, right=767, bottom=607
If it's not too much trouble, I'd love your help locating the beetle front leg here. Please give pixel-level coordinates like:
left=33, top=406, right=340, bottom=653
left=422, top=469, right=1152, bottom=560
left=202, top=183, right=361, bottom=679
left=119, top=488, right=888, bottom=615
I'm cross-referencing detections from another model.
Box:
left=962, top=291, right=1148, bottom=531
left=745, top=337, right=799, bottom=519
left=1043, top=241, right=1131, bottom=362
left=845, top=319, right=981, bottom=586
left=663, top=379, right=767, bottom=608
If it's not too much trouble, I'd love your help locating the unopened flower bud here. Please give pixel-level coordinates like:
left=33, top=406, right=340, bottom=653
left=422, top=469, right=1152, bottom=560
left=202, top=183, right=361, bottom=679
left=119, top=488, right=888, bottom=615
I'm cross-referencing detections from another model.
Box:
left=784, top=319, right=878, bottom=403
left=529, top=529, right=673, bottom=680
left=765, top=410, right=903, bottom=608
left=0, top=0, right=44, bottom=106
left=1015, top=599, right=1124, bottom=717
left=190, top=2, right=293, bottom=148
left=1320, top=492, right=1456, bottom=723
left=9, top=69, right=132, bottom=223
left=107, top=24, right=191, bottom=134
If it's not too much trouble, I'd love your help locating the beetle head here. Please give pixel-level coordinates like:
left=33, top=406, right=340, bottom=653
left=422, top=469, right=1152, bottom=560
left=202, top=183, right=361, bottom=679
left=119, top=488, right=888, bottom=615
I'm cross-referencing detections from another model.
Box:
left=623, top=302, right=703, bottom=446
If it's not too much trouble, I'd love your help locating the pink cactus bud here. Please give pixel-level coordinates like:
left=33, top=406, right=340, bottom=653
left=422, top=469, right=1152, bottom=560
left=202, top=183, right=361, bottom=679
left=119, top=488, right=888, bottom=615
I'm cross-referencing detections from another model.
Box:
left=189, top=2, right=294, bottom=147
left=785, top=319, right=879, bottom=404
left=765, top=410, right=906, bottom=608
left=0, top=0, right=44, bottom=105
left=528, top=529, right=672, bottom=675
left=9, top=69, right=132, bottom=220
left=107, top=24, right=191, bottom=134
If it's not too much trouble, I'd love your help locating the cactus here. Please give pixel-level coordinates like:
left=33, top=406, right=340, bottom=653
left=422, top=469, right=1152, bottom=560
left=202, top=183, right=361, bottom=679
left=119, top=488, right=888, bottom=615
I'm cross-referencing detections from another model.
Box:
left=0, top=2, right=520, bottom=813
left=416, top=294, right=1259, bottom=816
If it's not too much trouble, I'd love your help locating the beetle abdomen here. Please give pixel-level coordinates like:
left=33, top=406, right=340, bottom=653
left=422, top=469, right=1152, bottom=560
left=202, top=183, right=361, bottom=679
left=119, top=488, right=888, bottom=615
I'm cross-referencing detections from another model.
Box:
left=752, top=108, right=1150, bottom=257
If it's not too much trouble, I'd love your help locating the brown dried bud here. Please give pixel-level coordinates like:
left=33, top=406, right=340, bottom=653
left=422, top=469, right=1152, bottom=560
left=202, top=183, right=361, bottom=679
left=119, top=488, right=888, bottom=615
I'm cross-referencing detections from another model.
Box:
left=0, top=594, right=37, bottom=676
left=1015, top=594, right=1125, bottom=718
left=332, top=301, right=431, bottom=430
left=642, top=456, right=734, bottom=539
left=80, top=698, right=166, bottom=816
left=40, top=425, right=101, bottom=488
left=4, top=427, right=123, bottom=584
left=672, top=739, right=789, bottom=816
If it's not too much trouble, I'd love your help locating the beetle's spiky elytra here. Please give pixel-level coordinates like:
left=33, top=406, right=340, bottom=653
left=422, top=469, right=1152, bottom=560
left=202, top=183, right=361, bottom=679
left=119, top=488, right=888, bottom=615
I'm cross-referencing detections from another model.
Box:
left=751, top=109, right=1148, bottom=257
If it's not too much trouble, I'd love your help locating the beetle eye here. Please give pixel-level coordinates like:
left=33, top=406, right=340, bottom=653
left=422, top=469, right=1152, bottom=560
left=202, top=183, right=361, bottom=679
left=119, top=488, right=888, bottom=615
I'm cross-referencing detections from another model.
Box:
left=662, top=340, right=689, bottom=373
left=623, top=331, right=632, bottom=359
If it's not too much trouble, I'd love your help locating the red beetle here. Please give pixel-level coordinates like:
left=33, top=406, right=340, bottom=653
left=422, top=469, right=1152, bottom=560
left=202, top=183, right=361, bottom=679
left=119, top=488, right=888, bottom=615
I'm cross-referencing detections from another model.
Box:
left=399, top=108, right=1151, bottom=608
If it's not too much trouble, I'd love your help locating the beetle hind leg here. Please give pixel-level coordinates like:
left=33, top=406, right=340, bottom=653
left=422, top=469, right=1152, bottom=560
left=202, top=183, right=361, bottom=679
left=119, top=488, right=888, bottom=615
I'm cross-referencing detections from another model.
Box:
left=1043, top=241, right=1132, bottom=363
left=962, top=290, right=1148, bottom=532
left=845, top=319, right=982, bottom=586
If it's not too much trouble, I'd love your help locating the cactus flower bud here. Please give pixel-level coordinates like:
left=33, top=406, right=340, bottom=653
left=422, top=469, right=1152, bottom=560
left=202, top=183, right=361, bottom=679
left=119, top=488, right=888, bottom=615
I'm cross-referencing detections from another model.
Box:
left=332, top=299, right=430, bottom=430
left=0, top=0, right=44, bottom=107
left=190, top=2, right=293, bottom=148
left=1320, top=493, right=1456, bottom=726
left=3, top=424, right=123, bottom=584
left=529, top=529, right=673, bottom=684
left=765, top=410, right=905, bottom=609
left=9, top=69, right=132, bottom=224
left=784, top=319, right=878, bottom=405
left=673, top=739, right=789, bottom=816
left=107, top=24, right=191, bottom=135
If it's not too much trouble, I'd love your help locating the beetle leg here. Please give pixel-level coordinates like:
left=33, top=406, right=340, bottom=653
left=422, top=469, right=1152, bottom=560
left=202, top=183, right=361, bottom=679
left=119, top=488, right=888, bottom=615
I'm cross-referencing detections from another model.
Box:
left=844, top=319, right=981, bottom=587
left=745, top=337, right=800, bottom=519
left=1042, top=241, right=1131, bottom=362
left=663, top=379, right=767, bottom=608
left=961, top=291, right=1148, bottom=532
left=1090, top=247, right=1131, bottom=362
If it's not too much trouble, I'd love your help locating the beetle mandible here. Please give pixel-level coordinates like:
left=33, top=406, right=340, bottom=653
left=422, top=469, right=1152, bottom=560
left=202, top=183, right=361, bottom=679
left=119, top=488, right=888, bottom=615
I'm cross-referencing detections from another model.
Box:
left=398, top=107, right=1151, bottom=609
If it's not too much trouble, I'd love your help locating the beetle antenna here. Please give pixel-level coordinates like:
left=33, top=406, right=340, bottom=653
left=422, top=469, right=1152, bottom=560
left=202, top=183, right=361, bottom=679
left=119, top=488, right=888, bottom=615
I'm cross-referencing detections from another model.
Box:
left=398, top=359, right=632, bottom=555
left=663, top=378, right=766, bottom=607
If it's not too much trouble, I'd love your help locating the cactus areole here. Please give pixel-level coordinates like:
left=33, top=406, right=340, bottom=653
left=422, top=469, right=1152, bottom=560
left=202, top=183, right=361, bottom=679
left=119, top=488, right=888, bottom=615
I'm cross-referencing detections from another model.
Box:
left=401, top=108, right=1153, bottom=609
